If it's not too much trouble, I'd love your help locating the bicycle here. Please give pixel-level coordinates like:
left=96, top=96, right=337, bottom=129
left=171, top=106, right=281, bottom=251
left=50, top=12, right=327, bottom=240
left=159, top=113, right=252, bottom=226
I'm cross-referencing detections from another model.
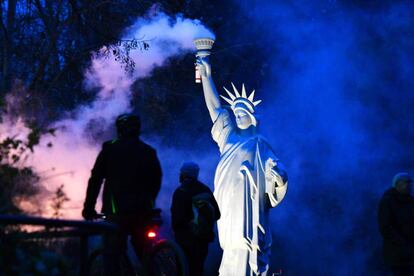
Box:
left=86, top=209, right=189, bottom=276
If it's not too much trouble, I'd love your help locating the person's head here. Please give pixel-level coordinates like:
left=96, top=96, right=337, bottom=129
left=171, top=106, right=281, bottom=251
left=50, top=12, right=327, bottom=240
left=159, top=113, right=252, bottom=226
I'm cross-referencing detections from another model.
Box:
left=115, top=113, right=140, bottom=138
left=180, top=162, right=200, bottom=183
left=392, top=172, right=413, bottom=195
left=220, top=83, right=261, bottom=130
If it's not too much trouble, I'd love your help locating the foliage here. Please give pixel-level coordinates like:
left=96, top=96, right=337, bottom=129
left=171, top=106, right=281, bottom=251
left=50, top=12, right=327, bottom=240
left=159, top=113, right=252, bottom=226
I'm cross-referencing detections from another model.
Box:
left=0, top=164, right=39, bottom=214
left=0, top=0, right=155, bottom=119
left=0, top=130, right=41, bottom=215
left=0, top=125, right=53, bottom=164
left=51, top=184, right=69, bottom=219
left=0, top=123, right=54, bottom=214
left=102, top=38, right=151, bottom=74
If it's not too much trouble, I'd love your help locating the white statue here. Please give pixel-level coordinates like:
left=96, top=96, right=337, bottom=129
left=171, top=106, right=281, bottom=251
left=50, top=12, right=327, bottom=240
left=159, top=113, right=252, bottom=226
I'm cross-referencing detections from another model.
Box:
left=196, top=57, right=288, bottom=275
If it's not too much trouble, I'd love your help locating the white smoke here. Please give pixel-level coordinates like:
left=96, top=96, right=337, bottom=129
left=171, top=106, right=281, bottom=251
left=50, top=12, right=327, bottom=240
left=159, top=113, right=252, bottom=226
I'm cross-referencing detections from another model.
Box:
left=1, top=11, right=214, bottom=218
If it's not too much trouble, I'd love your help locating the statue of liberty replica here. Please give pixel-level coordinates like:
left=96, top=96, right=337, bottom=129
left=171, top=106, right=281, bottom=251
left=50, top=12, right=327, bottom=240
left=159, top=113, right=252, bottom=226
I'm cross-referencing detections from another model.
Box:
left=194, top=38, right=288, bottom=276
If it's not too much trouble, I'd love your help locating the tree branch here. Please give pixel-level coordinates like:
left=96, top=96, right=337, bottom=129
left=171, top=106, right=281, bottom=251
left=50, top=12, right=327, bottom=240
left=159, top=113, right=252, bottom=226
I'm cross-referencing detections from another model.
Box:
left=29, top=0, right=65, bottom=91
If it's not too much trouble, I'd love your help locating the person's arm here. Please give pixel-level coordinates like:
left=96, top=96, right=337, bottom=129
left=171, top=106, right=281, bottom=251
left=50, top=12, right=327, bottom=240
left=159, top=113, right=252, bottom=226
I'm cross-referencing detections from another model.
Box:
left=82, top=144, right=106, bottom=219
left=148, top=149, right=162, bottom=204
left=197, top=57, right=222, bottom=122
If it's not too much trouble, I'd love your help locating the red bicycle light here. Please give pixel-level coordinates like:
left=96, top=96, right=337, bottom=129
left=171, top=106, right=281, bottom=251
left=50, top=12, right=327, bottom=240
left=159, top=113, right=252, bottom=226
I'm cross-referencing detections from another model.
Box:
left=147, top=230, right=157, bottom=239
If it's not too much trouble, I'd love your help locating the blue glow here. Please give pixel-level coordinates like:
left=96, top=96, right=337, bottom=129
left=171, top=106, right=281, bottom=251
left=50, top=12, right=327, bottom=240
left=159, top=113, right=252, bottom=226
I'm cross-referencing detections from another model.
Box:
left=231, top=1, right=414, bottom=274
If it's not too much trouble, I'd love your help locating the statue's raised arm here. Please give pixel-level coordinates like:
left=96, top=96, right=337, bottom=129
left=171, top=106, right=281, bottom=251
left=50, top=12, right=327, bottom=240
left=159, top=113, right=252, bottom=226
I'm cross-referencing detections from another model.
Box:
left=197, top=57, right=222, bottom=122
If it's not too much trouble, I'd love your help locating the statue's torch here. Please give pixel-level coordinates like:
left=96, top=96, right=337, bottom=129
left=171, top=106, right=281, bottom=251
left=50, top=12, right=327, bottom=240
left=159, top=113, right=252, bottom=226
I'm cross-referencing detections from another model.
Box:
left=193, top=38, right=215, bottom=83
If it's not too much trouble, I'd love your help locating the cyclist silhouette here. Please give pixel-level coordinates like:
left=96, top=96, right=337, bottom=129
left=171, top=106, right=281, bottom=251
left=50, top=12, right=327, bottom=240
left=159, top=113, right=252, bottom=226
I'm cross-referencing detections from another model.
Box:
left=82, top=113, right=162, bottom=275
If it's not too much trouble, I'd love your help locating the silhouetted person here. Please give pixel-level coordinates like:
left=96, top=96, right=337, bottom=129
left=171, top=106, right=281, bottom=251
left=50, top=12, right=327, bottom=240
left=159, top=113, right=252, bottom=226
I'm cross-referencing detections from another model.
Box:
left=378, top=172, right=414, bottom=276
left=82, top=113, right=162, bottom=275
left=171, top=162, right=220, bottom=276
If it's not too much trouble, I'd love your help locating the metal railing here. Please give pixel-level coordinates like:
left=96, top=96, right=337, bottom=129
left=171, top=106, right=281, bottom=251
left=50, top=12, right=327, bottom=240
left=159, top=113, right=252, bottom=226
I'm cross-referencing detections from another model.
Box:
left=0, top=214, right=118, bottom=275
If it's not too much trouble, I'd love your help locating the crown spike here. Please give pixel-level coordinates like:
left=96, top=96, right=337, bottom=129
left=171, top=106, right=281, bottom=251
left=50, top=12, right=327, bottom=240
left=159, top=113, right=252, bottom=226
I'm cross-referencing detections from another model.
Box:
left=248, top=90, right=256, bottom=102
left=220, top=95, right=234, bottom=105
left=223, top=86, right=236, bottom=100
left=242, top=83, right=247, bottom=98
left=253, top=100, right=262, bottom=106
left=231, top=82, right=241, bottom=98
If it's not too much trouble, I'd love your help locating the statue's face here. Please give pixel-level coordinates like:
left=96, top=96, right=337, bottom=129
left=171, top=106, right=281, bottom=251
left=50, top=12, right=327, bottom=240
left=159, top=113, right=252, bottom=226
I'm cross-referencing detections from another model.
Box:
left=234, top=109, right=253, bottom=129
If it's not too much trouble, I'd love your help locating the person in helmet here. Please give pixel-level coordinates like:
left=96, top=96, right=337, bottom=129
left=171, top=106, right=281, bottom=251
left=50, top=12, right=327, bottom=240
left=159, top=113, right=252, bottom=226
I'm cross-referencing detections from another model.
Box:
left=378, top=172, right=414, bottom=276
left=82, top=113, right=162, bottom=275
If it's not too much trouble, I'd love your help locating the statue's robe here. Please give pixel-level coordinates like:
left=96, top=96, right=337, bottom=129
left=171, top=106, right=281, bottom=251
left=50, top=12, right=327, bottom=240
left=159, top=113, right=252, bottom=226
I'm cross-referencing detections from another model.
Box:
left=212, top=109, right=288, bottom=276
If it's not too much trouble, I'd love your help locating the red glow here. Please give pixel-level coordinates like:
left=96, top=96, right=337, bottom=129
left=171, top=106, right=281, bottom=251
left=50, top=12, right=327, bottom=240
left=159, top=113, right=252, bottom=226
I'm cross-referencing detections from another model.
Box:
left=147, top=230, right=157, bottom=238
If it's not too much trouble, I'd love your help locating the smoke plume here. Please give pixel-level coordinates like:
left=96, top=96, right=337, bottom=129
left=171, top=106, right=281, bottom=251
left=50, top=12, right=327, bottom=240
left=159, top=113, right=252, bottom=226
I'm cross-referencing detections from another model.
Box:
left=1, top=11, right=214, bottom=218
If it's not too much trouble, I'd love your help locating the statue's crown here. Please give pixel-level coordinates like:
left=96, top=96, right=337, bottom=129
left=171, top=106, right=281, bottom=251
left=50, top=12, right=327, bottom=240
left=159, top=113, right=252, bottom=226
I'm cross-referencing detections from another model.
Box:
left=220, top=83, right=262, bottom=114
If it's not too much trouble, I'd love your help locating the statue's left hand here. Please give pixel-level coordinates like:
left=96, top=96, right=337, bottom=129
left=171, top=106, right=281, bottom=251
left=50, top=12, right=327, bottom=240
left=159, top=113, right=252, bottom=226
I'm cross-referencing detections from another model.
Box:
left=265, top=158, right=288, bottom=207
left=265, top=158, right=284, bottom=187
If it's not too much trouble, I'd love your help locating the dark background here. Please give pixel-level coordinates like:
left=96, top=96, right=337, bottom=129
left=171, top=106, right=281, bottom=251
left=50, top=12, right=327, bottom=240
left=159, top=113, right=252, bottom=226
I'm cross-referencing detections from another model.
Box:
left=1, top=0, right=414, bottom=275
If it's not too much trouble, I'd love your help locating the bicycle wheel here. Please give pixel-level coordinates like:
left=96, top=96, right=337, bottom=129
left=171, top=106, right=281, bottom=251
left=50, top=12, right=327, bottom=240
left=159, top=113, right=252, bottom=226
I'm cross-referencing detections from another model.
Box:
left=148, top=239, right=189, bottom=276
left=87, top=247, right=136, bottom=276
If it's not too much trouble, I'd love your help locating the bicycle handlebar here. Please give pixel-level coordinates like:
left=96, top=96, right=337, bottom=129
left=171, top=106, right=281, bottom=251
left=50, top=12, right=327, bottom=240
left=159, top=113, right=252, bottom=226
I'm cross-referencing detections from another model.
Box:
left=92, top=209, right=163, bottom=225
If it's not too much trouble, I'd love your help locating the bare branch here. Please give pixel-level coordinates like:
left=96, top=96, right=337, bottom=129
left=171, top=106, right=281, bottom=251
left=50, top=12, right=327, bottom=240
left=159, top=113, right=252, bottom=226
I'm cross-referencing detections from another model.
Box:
left=29, top=0, right=65, bottom=91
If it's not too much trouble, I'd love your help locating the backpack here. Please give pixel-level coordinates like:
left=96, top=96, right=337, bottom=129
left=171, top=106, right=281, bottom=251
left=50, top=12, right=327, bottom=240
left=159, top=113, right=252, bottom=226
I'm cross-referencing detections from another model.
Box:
left=190, top=192, right=217, bottom=241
